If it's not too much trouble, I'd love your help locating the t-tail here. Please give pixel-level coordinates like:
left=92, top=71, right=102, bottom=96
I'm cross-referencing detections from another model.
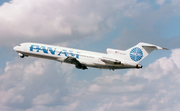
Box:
left=125, top=42, right=168, bottom=63
left=106, top=42, right=168, bottom=68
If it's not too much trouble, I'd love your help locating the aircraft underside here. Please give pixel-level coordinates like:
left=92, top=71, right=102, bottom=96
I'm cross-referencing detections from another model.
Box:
left=16, top=51, right=142, bottom=70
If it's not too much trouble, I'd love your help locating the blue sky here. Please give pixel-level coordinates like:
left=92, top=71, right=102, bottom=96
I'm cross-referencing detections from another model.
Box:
left=0, top=0, right=180, bottom=111
left=0, top=0, right=10, bottom=5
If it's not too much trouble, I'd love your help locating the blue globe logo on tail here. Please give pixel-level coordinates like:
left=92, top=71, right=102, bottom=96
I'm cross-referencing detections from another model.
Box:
left=130, top=47, right=143, bottom=61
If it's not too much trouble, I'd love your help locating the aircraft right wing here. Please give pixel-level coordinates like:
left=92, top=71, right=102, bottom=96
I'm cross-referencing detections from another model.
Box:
left=64, top=56, right=88, bottom=70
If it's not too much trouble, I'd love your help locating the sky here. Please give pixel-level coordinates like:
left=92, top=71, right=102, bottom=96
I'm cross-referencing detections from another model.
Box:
left=0, top=0, right=180, bottom=111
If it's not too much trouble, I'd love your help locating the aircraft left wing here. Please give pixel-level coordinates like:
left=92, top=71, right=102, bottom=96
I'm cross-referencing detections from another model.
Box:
left=64, top=56, right=88, bottom=70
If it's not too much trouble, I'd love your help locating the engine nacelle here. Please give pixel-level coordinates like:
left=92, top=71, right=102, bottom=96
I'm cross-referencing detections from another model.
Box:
left=136, top=64, right=143, bottom=68
left=101, top=57, right=121, bottom=65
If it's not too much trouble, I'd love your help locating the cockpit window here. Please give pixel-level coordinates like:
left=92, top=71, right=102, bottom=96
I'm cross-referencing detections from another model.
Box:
left=18, top=44, right=21, bottom=46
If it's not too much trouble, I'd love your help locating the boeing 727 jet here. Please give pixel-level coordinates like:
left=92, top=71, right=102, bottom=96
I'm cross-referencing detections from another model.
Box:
left=13, top=42, right=168, bottom=70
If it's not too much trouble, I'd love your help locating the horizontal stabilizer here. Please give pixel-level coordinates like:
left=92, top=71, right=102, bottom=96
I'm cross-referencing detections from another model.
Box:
left=142, top=46, right=168, bottom=50
left=141, top=42, right=168, bottom=50
left=138, top=42, right=168, bottom=55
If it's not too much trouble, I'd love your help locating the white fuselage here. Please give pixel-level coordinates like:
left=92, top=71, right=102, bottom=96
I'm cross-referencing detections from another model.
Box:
left=13, top=42, right=142, bottom=70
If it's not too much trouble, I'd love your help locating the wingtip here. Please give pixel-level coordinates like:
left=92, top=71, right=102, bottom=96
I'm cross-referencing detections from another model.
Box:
left=155, top=46, right=169, bottom=50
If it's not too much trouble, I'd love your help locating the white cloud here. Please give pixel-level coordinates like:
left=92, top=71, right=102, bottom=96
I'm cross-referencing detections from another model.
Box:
left=126, top=49, right=180, bottom=81
left=1, top=0, right=180, bottom=110
left=0, top=0, right=72, bottom=37
left=171, top=0, right=180, bottom=4
left=113, top=0, right=180, bottom=49
left=0, top=0, right=152, bottom=46
left=1, top=48, right=180, bottom=110
left=0, top=57, right=75, bottom=110
left=156, top=0, right=166, bottom=5
left=77, top=49, right=180, bottom=111
left=0, top=0, right=105, bottom=45
left=27, top=101, right=80, bottom=111
left=88, top=84, right=101, bottom=92
left=0, top=89, right=24, bottom=104
left=24, top=60, right=46, bottom=75
left=33, top=94, right=53, bottom=105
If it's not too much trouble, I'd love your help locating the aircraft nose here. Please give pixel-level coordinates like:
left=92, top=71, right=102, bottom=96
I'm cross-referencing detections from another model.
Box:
left=13, top=46, right=18, bottom=51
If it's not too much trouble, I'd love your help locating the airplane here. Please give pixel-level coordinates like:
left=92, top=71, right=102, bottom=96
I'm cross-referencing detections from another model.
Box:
left=13, top=42, right=168, bottom=70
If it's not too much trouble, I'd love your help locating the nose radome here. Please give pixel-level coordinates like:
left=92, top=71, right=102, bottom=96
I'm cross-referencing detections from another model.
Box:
left=13, top=46, right=18, bottom=51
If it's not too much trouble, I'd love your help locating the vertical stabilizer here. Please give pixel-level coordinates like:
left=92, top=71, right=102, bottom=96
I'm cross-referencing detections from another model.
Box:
left=125, top=42, right=168, bottom=63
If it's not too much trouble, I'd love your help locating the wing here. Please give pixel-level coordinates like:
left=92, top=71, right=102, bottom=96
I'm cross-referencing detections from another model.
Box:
left=64, top=56, right=88, bottom=70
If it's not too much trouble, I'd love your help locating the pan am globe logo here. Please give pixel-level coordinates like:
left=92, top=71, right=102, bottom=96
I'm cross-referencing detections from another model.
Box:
left=130, top=47, right=143, bottom=61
